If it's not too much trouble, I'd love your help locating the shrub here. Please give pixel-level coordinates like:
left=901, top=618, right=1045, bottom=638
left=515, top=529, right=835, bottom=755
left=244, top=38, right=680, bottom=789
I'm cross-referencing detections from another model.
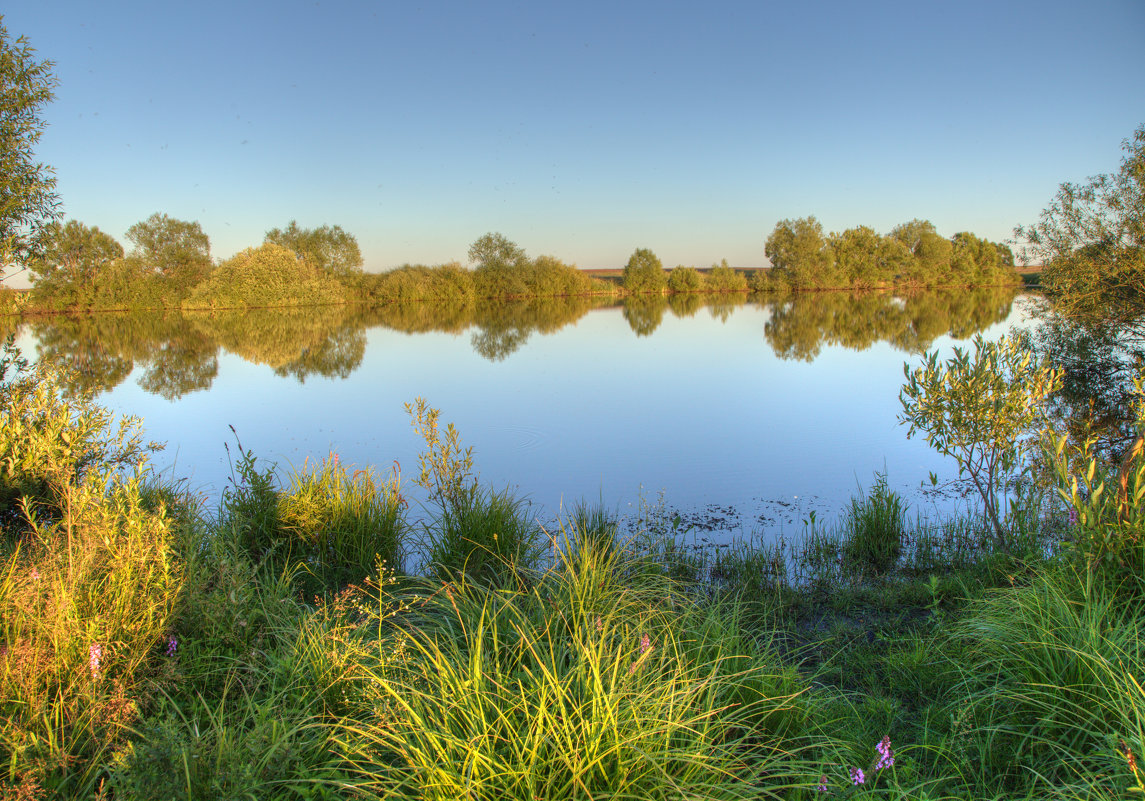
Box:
left=182, top=242, right=346, bottom=310
left=667, top=265, right=703, bottom=294
left=622, top=247, right=666, bottom=295
left=705, top=260, right=749, bottom=293
left=900, top=332, right=1060, bottom=547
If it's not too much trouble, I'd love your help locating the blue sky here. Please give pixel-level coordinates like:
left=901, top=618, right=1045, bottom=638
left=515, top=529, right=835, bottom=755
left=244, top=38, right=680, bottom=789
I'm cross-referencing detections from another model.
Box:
left=5, top=0, right=1144, bottom=274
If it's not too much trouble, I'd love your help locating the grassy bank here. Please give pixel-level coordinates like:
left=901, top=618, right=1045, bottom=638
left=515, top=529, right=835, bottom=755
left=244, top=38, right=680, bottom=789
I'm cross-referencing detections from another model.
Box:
left=1, top=347, right=1142, bottom=799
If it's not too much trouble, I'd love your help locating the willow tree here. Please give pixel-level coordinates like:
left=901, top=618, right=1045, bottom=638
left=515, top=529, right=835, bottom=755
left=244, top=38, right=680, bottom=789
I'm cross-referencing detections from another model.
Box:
left=1017, top=125, right=1145, bottom=453
left=0, top=17, right=60, bottom=279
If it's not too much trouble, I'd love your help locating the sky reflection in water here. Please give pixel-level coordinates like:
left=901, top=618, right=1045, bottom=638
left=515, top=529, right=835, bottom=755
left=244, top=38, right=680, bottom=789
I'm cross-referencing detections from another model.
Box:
left=21, top=292, right=1033, bottom=543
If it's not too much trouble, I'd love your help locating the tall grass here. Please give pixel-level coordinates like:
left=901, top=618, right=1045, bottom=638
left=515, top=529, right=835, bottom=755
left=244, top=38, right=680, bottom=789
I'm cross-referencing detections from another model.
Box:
left=842, top=472, right=906, bottom=574
left=0, top=347, right=182, bottom=796
left=337, top=526, right=812, bottom=800
left=218, top=441, right=407, bottom=599
left=952, top=562, right=1144, bottom=797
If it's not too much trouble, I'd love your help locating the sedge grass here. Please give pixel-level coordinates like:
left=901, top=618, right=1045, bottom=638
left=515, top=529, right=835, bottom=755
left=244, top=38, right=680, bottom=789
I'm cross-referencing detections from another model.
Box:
left=336, top=528, right=814, bottom=800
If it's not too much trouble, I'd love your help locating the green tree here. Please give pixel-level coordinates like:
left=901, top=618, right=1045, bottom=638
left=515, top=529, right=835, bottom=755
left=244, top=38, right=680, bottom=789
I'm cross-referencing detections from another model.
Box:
left=468, top=233, right=531, bottom=298
left=0, top=17, right=60, bottom=279
left=622, top=247, right=666, bottom=294
left=899, top=333, right=1060, bottom=547
left=889, top=219, right=952, bottom=285
left=125, top=212, right=212, bottom=290
left=468, top=232, right=528, bottom=270
left=265, top=220, right=364, bottom=282
left=667, top=266, right=703, bottom=294
left=765, top=216, right=835, bottom=287
left=28, top=220, right=124, bottom=308
left=829, top=226, right=884, bottom=287
left=1016, top=124, right=1145, bottom=335
left=1017, top=125, right=1145, bottom=454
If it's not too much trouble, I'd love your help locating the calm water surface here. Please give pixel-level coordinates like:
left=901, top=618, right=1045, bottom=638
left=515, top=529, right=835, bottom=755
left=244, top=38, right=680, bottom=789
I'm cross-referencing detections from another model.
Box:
left=17, top=291, right=1034, bottom=541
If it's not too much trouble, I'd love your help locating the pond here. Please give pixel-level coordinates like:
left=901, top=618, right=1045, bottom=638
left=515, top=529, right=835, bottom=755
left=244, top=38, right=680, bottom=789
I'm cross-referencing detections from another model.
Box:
left=12, top=288, right=1033, bottom=543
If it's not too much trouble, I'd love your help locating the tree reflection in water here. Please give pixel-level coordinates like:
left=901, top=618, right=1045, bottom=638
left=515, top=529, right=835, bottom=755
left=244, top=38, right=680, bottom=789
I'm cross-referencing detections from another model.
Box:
left=23, top=287, right=1022, bottom=397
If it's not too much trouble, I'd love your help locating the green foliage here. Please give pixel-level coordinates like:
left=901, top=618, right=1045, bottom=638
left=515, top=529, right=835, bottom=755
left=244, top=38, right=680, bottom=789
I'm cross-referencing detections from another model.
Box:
left=0, top=18, right=60, bottom=277
left=339, top=542, right=810, bottom=799
left=765, top=216, right=834, bottom=287
left=842, top=473, right=906, bottom=574
left=183, top=242, right=346, bottom=309
left=218, top=442, right=405, bottom=597
left=0, top=344, right=182, bottom=795
left=429, top=484, right=541, bottom=586
left=405, top=397, right=540, bottom=585
left=667, top=265, right=703, bottom=293
left=766, top=216, right=1018, bottom=290
left=900, top=333, right=1060, bottom=546
left=265, top=220, right=364, bottom=283
left=468, top=231, right=527, bottom=270
left=279, top=455, right=407, bottom=595
left=28, top=220, right=125, bottom=309
left=125, top=212, right=212, bottom=294
left=704, top=259, right=749, bottom=293
left=1017, top=123, right=1145, bottom=335
left=0, top=340, right=155, bottom=524
left=1041, top=376, right=1145, bottom=590
left=622, top=247, right=666, bottom=294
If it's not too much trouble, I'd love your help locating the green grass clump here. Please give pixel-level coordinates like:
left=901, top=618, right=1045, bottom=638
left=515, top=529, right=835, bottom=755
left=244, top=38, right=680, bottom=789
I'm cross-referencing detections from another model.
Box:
left=338, top=531, right=812, bottom=800
left=951, top=562, right=1145, bottom=797
left=427, top=483, right=542, bottom=586
left=218, top=442, right=407, bottom=598
left=842, top=472, right=906, bottom=574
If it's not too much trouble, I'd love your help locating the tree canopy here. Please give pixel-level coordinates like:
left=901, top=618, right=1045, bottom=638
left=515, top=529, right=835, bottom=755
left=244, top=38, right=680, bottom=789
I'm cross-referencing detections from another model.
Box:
left=764, top=216, right=1014, bottom=289
left=468, top=232, right=528, bottom=270
left=28, top=220, right=124, bottom=307
left=1016, top=124, right=1145, bottom=336
left=622, top=248, right=666, bottom=294
left=0, top=17, right=60, bottom=278
left=125, top=213, right=212, bottom=289
left=1017, top=124, right=1145, bottom=454
left=265, top=221, right=363, bottom=281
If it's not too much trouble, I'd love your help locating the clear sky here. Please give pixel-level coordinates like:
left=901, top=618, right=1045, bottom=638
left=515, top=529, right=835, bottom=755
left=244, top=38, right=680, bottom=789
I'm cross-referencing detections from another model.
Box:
left=4, top=0, right=1144, bottom=274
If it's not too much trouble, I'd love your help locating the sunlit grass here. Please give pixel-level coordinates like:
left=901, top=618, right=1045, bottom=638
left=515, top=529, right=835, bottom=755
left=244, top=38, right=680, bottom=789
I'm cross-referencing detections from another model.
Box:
left=2, top=348, right=1144, bottom=799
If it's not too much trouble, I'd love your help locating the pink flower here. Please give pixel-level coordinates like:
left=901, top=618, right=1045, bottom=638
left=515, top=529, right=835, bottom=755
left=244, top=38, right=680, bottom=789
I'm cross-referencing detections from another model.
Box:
left=639, top=633, right=651, bottom=655
left=875, top=735, right=894, bottom=770
left=89, top=643, right=102, bottom=680
left=850, top=767, right=865, bottom=785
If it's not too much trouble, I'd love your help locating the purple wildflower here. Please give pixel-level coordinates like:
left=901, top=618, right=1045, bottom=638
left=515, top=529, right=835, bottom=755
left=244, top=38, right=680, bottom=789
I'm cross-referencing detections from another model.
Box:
left=166, top=635, right=178, bottom=657
left=639, top=633, right=651, bottom=656
left=89, top=643, right=102, bottom=680
left=849, top=767, right=865, bottom=786
left=875, top=735, right=895, bottom=770
left=816, top=774, right=828, bottom=792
